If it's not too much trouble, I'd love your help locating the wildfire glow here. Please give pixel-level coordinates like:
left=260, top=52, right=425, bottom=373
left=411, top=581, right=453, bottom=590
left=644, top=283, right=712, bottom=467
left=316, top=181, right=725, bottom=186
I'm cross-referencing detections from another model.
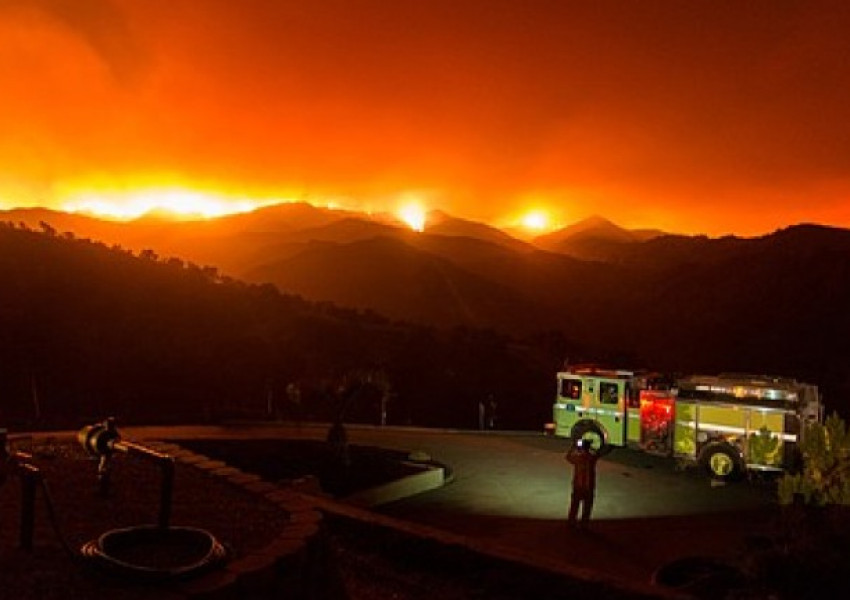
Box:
left=521, top=210, right=550, bottom=231
left=398, top=202, right=426, bottom=232
left=61, top=189, right=282, bottom=220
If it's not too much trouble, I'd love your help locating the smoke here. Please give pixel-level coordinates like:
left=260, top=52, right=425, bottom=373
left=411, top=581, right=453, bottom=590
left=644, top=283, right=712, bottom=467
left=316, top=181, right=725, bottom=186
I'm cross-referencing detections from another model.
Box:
left=0, top=0, right=148, bottom=85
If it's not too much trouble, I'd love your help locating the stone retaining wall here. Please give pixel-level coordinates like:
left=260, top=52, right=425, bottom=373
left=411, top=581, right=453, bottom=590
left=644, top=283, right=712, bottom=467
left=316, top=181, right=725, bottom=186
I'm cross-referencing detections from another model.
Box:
left=144, top=441, right=336, bottom=600
left=147, top=440, right=683, bottom=600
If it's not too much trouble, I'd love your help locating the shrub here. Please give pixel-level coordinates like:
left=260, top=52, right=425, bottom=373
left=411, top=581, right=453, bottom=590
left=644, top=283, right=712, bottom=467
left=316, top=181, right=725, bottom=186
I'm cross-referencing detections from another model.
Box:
left=778, top=412, right=850, bottom=507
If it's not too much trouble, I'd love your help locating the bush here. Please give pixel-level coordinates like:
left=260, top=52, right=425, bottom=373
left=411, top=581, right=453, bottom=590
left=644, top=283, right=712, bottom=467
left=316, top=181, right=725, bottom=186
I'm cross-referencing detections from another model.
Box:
left=731, top=413, right=850, bottom=598
left=778, top=412, right=850, bottom=507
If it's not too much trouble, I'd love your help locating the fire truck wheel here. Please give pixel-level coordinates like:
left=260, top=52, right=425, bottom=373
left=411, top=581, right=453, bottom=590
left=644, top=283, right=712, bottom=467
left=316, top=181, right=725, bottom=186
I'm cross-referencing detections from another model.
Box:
left=570, top=421, right=612, bottom=456
left=698, top=443, right=743, bottom=481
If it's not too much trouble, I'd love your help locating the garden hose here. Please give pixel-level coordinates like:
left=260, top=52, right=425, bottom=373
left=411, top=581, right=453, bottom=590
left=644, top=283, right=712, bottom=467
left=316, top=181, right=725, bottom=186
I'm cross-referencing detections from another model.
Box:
left=80, top=524, right=228, bottom=583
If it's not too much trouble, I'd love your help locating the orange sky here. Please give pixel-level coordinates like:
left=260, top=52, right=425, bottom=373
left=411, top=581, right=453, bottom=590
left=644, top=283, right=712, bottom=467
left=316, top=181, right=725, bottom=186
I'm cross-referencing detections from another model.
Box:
left=1, top=0, right=849, bottom=235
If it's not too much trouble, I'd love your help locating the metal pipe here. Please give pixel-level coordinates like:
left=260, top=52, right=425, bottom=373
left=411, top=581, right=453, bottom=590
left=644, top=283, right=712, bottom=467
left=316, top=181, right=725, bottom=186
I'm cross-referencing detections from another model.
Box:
left=19, top=463, right=39, bottom=550
left=115, top=440, right=175, bottom=530
left=2, top=428, right=42, bottom=550
left=78, top=418, right=176, bottom=530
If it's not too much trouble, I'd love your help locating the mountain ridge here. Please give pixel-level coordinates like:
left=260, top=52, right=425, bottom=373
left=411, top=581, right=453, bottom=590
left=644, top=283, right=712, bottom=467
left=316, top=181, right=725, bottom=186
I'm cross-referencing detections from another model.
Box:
left=2, top=209, right=849, bottom=419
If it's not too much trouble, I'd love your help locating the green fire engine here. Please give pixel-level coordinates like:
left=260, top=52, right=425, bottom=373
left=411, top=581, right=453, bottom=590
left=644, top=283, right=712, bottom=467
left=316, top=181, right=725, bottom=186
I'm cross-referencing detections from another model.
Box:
left=550, top=365, right=822, bottom=480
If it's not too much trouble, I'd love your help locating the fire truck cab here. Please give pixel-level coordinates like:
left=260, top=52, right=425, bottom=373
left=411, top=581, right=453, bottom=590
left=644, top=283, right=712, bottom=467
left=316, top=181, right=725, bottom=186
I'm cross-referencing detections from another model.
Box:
left=553, top=365, right=671, bottom=451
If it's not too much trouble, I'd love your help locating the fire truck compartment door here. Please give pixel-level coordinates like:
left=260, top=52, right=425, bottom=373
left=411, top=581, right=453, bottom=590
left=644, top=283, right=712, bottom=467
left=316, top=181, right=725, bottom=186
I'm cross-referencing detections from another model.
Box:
left=592, top=379, right=626, bottom=446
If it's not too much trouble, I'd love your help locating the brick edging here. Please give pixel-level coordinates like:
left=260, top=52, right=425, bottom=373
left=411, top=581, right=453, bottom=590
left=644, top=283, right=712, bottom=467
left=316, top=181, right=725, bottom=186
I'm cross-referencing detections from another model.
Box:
left=141, top=441, right=325, bottom=599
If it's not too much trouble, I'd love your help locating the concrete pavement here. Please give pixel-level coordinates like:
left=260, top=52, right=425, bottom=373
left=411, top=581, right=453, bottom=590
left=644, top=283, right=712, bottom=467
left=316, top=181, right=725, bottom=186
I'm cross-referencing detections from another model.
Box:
left=118, top=423, right=779, bottom=591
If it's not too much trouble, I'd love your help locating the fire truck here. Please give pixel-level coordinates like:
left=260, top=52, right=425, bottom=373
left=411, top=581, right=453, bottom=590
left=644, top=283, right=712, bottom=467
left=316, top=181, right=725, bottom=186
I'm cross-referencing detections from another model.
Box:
left=550, top=365, right=823, bottom=480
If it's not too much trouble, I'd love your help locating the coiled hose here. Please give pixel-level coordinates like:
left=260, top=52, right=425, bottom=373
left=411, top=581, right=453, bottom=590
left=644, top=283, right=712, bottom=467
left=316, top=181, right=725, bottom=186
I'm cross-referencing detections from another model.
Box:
left=80, top=524, right=228, bottom=582
left=39, top=471, right=227, bottom=582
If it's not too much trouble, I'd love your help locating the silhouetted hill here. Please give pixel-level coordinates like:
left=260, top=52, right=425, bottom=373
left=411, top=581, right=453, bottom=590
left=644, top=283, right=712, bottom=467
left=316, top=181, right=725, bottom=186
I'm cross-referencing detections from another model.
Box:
left=565, top=223, right=850, bottom=272
left=412, top=222, right=850, bottom=411
left=426, top=210, right=534, bottom=252
left=235, top=220, right=850, bottom=413
left=533, top=216, right=665, bottom=261
left=246, top=235, right=547, bottom=333
left=3, top=207, right=848, bottom=416
left=616, top=225, right=850, bottom=408
left=0, top=223, right=557, bottom=431
left=1, top=207, right=129, bottom=241
left=0, top=204, right=529, bottom=279
left=281, top=217, right=405, bottom=244
left=539, top=215, right=634, bottom=243
left=206, top=202, right=349, bottom=233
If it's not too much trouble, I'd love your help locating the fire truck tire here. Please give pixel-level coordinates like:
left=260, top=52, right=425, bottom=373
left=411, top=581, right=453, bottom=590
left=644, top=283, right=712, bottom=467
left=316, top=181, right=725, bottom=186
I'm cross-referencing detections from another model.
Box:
left=570, top=421, right=612, bottom=456
left=698, top=443, right=743, bottom=481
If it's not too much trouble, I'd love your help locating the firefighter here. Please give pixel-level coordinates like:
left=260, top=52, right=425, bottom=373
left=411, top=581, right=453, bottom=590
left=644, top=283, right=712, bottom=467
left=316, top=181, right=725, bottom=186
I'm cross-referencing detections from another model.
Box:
left=566, top=437, right=600, bottom=528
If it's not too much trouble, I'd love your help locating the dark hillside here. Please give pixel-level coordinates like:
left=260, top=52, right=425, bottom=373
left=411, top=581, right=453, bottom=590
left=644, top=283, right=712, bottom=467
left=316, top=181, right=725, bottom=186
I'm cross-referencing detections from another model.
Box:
left=0, top=223, right=557, bottom=431
left=247, top=236, right=549, bottom=333
left=522, top=223, right=850, bottom=413
left=623, top=226, right=850, bottom=410
left=426, top=210, right=534, bottom=252
left=532, top=216, right=664, bottom=261
left=3, top=210, right=848, bottom=421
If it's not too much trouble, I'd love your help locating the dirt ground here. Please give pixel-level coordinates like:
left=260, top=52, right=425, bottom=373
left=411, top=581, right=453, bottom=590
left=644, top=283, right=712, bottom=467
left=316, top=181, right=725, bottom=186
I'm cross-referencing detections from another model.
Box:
left=0, top=437, right=287, bottom=599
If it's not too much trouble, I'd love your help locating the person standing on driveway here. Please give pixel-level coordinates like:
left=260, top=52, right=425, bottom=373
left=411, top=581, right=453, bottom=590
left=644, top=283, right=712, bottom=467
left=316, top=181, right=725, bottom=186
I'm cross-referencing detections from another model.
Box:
left=566, top=438, right=600, bottom=528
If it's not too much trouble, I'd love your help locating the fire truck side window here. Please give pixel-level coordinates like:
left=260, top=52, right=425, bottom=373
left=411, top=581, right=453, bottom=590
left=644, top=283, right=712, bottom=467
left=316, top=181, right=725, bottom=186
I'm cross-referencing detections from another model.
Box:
left=561, top=379, right=582, bottom=400
left=600, top=382, right=619, bottom=405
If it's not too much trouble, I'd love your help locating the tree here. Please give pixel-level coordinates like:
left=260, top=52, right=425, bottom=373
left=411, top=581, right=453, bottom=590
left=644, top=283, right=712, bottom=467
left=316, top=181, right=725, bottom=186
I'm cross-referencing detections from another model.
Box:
left=739, top=413, right=850, bottom=598
left=38, top=221, right=56, bottom=236
left=139, top=248, right=159, bottom=261
left=324, top=367, right=392, bottom=465
left=778, top=412, right=850, bottom=506
left=330, top=367, right=391, bottom=425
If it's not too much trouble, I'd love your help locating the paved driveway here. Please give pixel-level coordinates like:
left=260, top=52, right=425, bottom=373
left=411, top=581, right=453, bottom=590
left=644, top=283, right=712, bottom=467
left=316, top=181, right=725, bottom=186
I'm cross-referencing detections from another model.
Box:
left=124, top=423, right=779, bottom=585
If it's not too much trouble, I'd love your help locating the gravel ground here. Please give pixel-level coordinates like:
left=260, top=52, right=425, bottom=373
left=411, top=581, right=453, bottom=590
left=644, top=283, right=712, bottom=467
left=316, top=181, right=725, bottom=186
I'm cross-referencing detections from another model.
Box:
left=3, top=436, right=525, bottom=600
left=0, top=437, right=288, bottom=599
